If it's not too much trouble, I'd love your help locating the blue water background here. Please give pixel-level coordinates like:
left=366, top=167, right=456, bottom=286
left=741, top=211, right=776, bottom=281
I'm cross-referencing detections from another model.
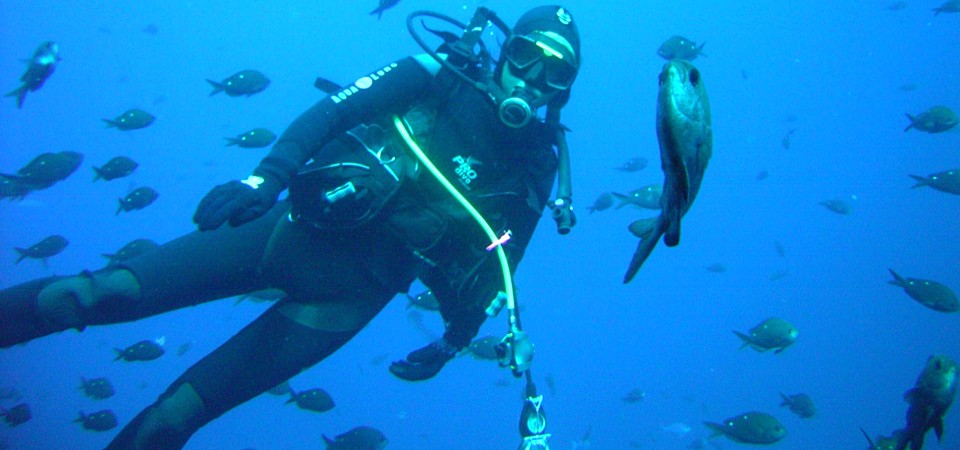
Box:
left=1, top=1, right=958, bottom=449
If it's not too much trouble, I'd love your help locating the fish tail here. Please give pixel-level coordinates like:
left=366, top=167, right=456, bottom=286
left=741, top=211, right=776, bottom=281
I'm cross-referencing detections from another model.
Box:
left=908, top=174, right=929, bottom=188
left=92, top=166, right=104, bottom=181
left=224, top=137, right=239, bottom=147
left=116, top=198, right=125, bottom=215
left=732, top=331, right=752, bottom=349
left=779, top=393, right=790, bottom=406
left=903, top=113, right=916, bottom=132
left=206, top=79, right=223, bottom=96
left=623, top=219, right=666, bottom=283
left=13, top=248, right=27, bottom=264
left=611, top=192, right=631, bottom=209
left=702, top=422, right=724, bottom=437
left=102, top=119, right=118, bottom=128
left=4, top=85, right=27, bottom=108
left=887, top=268, right=907, bottom=287
left=73, top=411, right=87, bottom=423
left=697, top=42, right=707, bottom=58
left=113, top=349, right=125, bottom=361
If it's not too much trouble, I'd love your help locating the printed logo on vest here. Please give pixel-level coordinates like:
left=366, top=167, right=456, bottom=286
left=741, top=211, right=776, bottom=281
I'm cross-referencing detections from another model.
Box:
left=452, top=155, right=479, bottom=189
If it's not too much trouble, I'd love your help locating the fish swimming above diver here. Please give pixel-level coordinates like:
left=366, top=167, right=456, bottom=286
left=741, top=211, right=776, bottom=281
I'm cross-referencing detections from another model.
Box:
left=623, top=60, right=712, bottom=283
left=5, top=41, right=60, bottom=108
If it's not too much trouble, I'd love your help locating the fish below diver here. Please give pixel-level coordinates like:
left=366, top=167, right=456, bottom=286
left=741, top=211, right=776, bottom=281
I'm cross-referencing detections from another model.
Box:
left=623, top=59, right=712, bottom=283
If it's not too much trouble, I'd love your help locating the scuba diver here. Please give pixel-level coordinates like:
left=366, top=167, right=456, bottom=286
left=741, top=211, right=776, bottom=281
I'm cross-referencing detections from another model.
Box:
left=0, top=5, right=580, bottom=448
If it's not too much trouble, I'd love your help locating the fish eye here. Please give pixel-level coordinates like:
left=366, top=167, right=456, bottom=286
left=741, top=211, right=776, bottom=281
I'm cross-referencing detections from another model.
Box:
left=689, top=69, right=700, bottom=87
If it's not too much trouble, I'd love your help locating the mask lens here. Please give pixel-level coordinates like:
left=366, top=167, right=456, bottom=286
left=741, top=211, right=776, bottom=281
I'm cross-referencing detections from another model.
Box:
left=544, top=59, right=577, bottom=90
left=505, top=36, right=542, bottom=69
left=505, top=35, right=578, bottom=90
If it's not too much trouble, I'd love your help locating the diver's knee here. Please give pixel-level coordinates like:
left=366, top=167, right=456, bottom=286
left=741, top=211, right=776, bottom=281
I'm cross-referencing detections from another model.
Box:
left=119, top=383, right=207, bottom=450
left=36, top=268, right=142, bottom=330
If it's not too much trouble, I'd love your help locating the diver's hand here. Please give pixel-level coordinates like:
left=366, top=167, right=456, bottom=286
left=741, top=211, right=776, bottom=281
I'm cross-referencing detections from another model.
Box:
left=193, top=175, right=283, bottom=230
left=389, top=339, right=459, bottom=381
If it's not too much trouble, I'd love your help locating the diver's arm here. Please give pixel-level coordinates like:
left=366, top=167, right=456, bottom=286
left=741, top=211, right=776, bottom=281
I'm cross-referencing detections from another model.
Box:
left=254, top=56, right=442, bottom=181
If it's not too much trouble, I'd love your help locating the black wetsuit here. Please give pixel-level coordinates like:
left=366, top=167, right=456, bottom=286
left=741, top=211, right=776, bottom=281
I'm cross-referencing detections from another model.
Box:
left=97, top=56, right=560, bottom=447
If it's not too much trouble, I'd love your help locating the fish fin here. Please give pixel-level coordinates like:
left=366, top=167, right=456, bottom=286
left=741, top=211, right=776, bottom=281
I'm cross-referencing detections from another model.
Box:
left=224, top=137, right=239, bottom=147
left=322, top=434, right=335, bottom=446
left=113, top=349, right=125, bottom=361
left=908, top=174, right=929, bottom=188
left=888, top=269, right=907, bottom=287
left=903, top=113, right=916, bottom=132
left=205, top=79, right=223, bottom=96
left=774, top=347, right=785, bottom=354
left=102, top=119, right=118, bottom=128
left=859, top=427, right=879, bottom=449
left=4, top=85, right=27, bottom=108
left=627, top=217, right=657, bottom=239
left=697, top=42, right=707, bottom=58
left=934, top=415, right=945, bottom=440
left=116, top=198, right=125, bottom=215
left=702, top=421, right=724, bottom=437
left=611, top=192, right=632, bottom=209
left=732, top=331, right=752, bottom=349
left=14, top=248, right=27, bottom=264
left=663, top=202, right=681, bottom=247
left=779, top=393, right=791, bottom=406
left=73, top=411, right=87, bottom=423
left=623, top=219, right=666, bottom=283
left=285, top=392, right=297, bottom=404
left=92, top=166, right=104, bottom=181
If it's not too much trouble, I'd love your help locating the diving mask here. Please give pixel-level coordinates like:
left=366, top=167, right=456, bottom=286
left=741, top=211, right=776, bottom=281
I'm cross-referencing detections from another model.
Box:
left=503, top=33, right=578, bottom=90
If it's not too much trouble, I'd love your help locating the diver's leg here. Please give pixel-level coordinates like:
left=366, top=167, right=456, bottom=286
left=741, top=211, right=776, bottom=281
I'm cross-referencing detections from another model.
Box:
left=0, top=203, right=287, bottom=347
left=105, top=295, right=391, bottom=449
left=0, top=275, right=66, bottom=347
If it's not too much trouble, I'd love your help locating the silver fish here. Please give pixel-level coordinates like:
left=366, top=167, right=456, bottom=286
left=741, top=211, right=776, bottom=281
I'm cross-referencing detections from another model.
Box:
left=624, top=60, right=712, bottom=283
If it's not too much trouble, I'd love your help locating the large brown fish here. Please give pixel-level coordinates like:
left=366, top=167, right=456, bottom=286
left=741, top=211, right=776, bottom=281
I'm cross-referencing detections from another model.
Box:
left=624, top=60, right=712, bottom=283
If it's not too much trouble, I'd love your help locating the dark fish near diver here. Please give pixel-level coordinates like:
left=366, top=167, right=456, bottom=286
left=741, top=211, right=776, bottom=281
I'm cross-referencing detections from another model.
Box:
left=286, top=388, right=335, bottom=413
left=657, top=36, right=706, bottom=61
left=895, top=355, right=958, bottom=450
left=5, top=41, right=60, bottom=108
left=102, top=238, right=159, bottom=265
left=909, top=168, right=960, bottom=195
left=369, top=0, right=401, bottom=20
left=117, top=187, right=159, bottom=214
left=74, top=410, right=118, bottom=431
left=11, top=151, right=84, bottom=190
left=904, top=105, right=958, bottom=133
left=616, top=157, right=649, bottom=172
left=207, top=70, right=270, bottom=97
left=615, top=184, right=663, bottom=211
left=933, top=0, right=960, bottom=15
left=0, top=403, right=32, bottom=427
left=323, top=425, right=388, bottom=450
left=704, top=411, right=786, bottom=445
left=114, top=339, right=164, bottom=361
left=587, top=192, right=614, bottom=213
left=80, top=377, right=115, bottom=400
left=733, top=317, right=798, bottom=354
left=92, top=156, right=138, bottom=181
left=623, top=60, right=712, bottom=283
left=103, top=109, right=155, bottom=130
left=780, top=392, right=816, bottom=418
left=15, top=234, right=68, bottom=264
left=888, top=269, right=959, bottom=313
left=225, top=128, right=277, bottom=148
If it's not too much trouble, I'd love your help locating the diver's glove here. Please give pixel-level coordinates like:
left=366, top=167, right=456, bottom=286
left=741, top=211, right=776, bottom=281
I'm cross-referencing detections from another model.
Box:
left=389, top=338, right=459, bottom=382
left=193, top=158, right=293, bottom=230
